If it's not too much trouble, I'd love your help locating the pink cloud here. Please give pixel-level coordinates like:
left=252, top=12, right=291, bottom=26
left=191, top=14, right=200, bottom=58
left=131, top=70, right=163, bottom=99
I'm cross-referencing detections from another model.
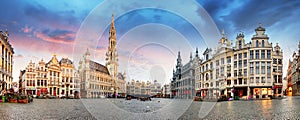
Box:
left=23, top=25, right=33, bottom=33
left=35, top=31, right=75, bottom=44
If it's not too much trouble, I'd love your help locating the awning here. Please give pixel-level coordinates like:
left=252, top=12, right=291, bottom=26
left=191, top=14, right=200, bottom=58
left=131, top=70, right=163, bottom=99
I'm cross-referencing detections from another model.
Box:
left=273, top=85, right=282, bottom=89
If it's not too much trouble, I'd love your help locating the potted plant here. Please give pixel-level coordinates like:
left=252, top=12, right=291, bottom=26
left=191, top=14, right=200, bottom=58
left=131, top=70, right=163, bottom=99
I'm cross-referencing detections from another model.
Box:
left=7, top=94, right=18, bottom=103
left=17, top=95, right=28, bottom=104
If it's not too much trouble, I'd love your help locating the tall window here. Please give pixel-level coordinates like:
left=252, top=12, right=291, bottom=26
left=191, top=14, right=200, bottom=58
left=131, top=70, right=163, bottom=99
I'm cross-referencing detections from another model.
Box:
left=216, top=68, right=219, bottom=79
left=37, top=80, right=40, bottom=86
left=239, top=53, right=242, bottom=59
left=278, top=75, right=282, bottom=83
left=273, top=59, right=277, bottom=64
left=244, top=52, right=247, bottom=58
left=221, top=58, right=224, bottom=65
left=221, top=67, right=224, bottom=76
left=234, top=61, right=237, bottom=68
left=255, top=62, right=260, bottom=74
left=244, top=69, right=247, bottom=76
left=227, top=65, right=231, bottom=76
left=255, top=50, right=260, bottom=59
left=256, top=40, right=259, bottom=47
left=234, top=54, right=237, bottom=59
left=227, top=56, right=231, bottom=63
left=216, top=60, right=219, bottom=66
left=227, top=80, right=231, bottom=85
left=239, top=60, right=242, bottom=67
left=261, top=50, right=265, bottom=59
left=244, top=60, right=247, bottom=67
left=234, top=70, right=237, bottom=77
left=210, top=62, right=213, bottom=69
left=267, top=62, right=271, bottom=74
left=262, top=40, right=265, bottom=47
left=250, top=77, right=254, bottom=83
left=250, top=62, right=254, bottom=75
left=278, top=59, right=282, bottom=64
left=267, top=50, right=271, bottom=59
left=261, top=62, right=265, bottom=74
left=250, top=50, right=254, bottom=59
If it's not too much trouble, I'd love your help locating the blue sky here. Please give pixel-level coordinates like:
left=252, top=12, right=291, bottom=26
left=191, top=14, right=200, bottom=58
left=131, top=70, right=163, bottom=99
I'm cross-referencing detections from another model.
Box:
left=1, top=0, right=299, bottom=84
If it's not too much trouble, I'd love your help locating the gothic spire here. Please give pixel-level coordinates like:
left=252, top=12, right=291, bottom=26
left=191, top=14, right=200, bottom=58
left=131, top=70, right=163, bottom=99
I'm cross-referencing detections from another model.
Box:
left=109, top=13, right=116, bottom=50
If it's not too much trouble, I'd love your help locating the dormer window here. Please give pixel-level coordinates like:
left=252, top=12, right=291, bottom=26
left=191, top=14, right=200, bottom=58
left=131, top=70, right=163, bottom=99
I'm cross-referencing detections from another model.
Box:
left=262, top=40, right=265, bottom=47
left=239, top=40, right=242, bottom=49
left=256, top=40, right=259, bottom=47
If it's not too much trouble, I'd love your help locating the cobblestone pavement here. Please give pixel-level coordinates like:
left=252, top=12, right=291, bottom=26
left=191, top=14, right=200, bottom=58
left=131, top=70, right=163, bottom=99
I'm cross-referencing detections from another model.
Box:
left=0, top=99, right=95, bottom=120
left=0, top=96, right=300, bottom=120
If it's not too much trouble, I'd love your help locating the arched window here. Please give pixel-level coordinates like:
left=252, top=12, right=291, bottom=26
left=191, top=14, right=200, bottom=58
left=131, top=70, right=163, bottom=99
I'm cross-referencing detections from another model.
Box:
left=262, top=40, right=265, bottom=47
left=256, top=40, right=259, bottom=47
left=206, top=73, right=209, bottom=81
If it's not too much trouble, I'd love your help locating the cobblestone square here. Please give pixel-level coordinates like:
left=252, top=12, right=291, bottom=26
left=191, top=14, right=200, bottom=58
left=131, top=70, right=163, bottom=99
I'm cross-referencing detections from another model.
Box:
left=0, top=97, right=299, bottom=120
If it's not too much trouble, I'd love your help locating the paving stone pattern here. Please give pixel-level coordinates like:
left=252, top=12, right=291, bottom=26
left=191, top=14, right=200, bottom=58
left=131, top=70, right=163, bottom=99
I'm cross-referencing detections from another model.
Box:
left=0, top=97, right=299, bottom=120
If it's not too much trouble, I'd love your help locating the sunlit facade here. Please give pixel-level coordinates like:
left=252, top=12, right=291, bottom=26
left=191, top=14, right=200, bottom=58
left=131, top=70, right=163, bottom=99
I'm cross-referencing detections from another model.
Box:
left=195, top=24, right=283, bottom=99
left=21, top=55, right=78, bottom=98
left=79, top=49, right=114, bottom=98
left=0, top=30, right=14, bottom=91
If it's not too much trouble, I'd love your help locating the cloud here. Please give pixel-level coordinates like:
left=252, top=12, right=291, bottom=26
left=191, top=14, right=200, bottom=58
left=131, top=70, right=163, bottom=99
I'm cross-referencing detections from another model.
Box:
left=199, top=0, right=300, bottom=33
left=35, top=29, right=75, bottom=44
left=14, top=54, right=24, bottom=59
left=24, top=3, right=80, bottom=29
left=22, top=25, right=33, bottom=33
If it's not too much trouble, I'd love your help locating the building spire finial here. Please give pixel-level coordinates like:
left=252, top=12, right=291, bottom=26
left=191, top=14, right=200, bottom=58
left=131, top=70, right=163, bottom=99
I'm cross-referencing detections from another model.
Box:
left=196, top=47, right=199, bottom=57
left=222, top=29, right=225, bottom=37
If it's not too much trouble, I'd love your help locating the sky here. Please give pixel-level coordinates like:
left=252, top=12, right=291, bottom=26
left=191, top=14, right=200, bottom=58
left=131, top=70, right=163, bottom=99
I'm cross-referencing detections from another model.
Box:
left=1, top=0, right=300, bottom=85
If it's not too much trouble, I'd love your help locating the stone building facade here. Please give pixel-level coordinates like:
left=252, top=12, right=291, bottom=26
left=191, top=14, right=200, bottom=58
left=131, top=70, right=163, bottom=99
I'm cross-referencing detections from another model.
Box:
left=286, top=60, right=293, bottom=96
left=20, top=55, right=78, bottom=98
left=0, top=29, right=14, bottom=92
left=126, top=80, right=161, bottom=97
left=79, top=50, right=113, bottom=98
left=126, top=80, right=151, bottom=96
left=171, top=49, right=200, bottom=99
left=288, top=42, right=300, bottom=96
left=195, top=24, right=283, bottom=100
